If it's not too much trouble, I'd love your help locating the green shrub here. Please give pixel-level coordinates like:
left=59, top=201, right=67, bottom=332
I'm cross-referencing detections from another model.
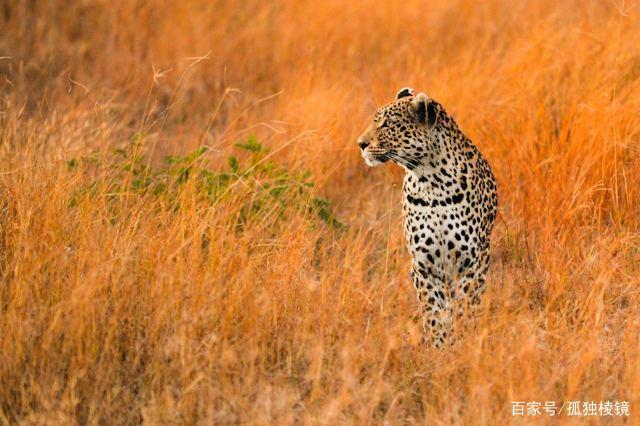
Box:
left=69, top=134, right=344, bottom=230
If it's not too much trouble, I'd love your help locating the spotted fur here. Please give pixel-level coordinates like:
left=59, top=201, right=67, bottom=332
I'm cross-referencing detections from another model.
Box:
left=357, top=88, right=498, bottom=347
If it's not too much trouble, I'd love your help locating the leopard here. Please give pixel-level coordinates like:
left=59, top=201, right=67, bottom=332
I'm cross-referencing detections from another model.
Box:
left=357, top=87, right=498, bottom=347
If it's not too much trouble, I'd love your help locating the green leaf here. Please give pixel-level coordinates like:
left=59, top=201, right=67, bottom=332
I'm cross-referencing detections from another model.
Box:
left=228, top=156, right=239, bottom=173
left=234, top=135, right=265, bottom=153
left=66, top=159, right=78, bottom=170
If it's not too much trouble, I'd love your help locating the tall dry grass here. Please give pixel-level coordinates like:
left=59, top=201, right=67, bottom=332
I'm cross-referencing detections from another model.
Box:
left=1, top=0, right=639, bottom=423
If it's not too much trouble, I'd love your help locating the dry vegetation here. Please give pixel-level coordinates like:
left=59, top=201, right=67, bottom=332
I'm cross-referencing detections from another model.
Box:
left=1, top=0, right=639, bottom=424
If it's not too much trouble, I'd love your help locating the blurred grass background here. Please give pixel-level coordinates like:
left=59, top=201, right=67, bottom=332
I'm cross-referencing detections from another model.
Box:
left=1, top=0, right=639, bottom=423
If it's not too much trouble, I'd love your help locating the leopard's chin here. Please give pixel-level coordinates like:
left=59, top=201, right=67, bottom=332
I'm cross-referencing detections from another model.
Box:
left=362, top=151, right=390, bottom=167
left=363, top=156, right=383, bottom=167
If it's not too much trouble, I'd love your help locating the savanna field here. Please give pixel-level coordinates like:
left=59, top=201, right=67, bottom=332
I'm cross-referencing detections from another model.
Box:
left=1, top=0, right=639, bottom=424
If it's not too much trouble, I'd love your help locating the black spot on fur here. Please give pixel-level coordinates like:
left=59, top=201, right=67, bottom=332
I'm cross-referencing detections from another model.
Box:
left=407, top=194, right=428, bottom=207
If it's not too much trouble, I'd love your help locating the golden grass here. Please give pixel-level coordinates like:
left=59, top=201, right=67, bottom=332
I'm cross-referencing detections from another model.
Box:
left=1, top=0, right=639, bottom=423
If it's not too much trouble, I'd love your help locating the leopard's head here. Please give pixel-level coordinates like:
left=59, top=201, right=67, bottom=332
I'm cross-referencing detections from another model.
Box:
left=357, top=88, right=444, bottom=170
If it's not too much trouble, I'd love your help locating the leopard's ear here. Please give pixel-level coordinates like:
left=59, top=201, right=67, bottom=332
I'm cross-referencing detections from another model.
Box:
left=409, top=93, right=441, bottom=129
left=396, top=87, right=414, bottom=100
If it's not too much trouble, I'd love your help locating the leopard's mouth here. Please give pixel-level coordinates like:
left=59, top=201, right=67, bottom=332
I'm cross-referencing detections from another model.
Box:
left=362, top=149, right=391, bottom=167
left=363, top=149, right=421, bottom=170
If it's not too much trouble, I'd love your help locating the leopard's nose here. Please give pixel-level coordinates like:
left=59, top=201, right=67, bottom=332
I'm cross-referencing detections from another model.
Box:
left=358, top=140, right=370, bottom=150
